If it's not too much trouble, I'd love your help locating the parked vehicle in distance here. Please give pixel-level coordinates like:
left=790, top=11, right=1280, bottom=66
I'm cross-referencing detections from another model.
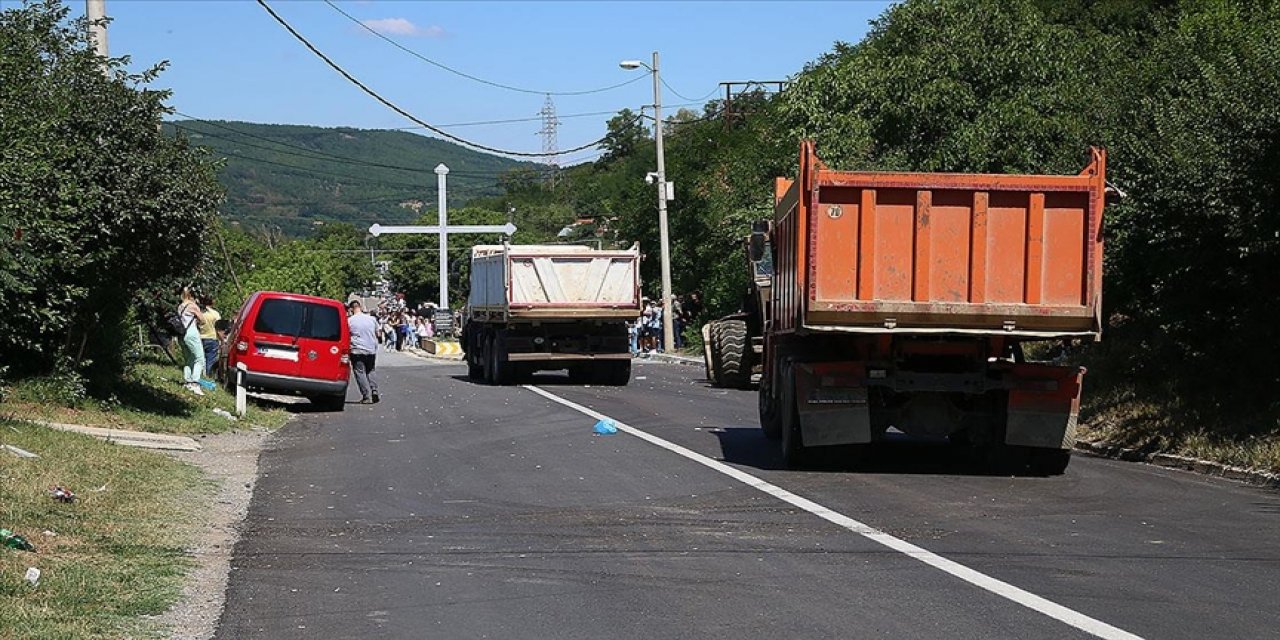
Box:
left=218, top=291, right=350, bottom=411
left=462, top=244, right=640, bottom=385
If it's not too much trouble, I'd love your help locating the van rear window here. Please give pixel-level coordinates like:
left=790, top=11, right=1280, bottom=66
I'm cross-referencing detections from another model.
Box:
left=254, top=299, right=342, bottom=341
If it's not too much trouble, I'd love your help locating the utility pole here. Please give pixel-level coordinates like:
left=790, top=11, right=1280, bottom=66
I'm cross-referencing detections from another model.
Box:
left=436, top=163, right=450, bottom=308
left=651, top=51, right=676, bottom=353
left=86, top=0, right=109, bottom=68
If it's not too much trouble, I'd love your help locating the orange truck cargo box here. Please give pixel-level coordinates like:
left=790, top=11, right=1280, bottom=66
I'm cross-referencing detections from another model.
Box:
left=772, top=142, right=1106, bottom=338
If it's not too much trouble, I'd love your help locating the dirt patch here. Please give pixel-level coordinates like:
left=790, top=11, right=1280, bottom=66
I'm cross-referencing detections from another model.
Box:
left=154, top=428, right=272, bottom=639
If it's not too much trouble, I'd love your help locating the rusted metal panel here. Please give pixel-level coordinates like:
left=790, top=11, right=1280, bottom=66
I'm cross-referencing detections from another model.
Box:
left=778, top=143, right=1106, bottom=338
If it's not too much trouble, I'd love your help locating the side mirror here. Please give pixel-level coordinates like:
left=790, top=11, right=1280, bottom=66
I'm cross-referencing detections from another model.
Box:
left=748, top=231, right=767, bottom=263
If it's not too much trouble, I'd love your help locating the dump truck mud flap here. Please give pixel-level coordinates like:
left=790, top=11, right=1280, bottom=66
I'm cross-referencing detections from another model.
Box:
left=1004, top=364, right=1084, bottom=449
left=794, top=362, right=872, bottom=446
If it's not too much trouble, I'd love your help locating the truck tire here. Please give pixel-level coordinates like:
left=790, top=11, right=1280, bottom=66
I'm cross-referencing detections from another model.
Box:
left=779, top=367, right=811, bottom=468
left=714, top=318, right=750, bottom=388
left=489, top=334, right=513, bottom=386
left=1029, top=449, right=1071, bottom=476
left=467, top=358, right=484, bottom=381
left=758, top=379, right=782, bottom=441
left=605, top=360, right=631, bottom=386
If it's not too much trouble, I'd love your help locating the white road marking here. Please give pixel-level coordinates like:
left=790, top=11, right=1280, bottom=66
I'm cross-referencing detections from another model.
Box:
left=524, top=384, right=1144, bottom=640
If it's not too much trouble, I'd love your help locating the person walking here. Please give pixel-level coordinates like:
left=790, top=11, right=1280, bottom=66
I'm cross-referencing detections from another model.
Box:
left=176, top=287, right=206, bottom=396
left=199, top=294, right=221, bottom=375
left=347, top=300, right=380, bottom=404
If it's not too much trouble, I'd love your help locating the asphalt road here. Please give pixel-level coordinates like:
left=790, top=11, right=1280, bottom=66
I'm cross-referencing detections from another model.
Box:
left=216, top=351, right=1280, bottom=639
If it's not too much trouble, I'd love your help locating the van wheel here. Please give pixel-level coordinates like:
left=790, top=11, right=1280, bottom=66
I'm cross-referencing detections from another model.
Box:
left=311, top=394, right=346, bottom=412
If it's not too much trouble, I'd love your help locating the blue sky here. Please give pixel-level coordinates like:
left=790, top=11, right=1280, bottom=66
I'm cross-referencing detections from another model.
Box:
left=58, top=0, right=890, bottom=163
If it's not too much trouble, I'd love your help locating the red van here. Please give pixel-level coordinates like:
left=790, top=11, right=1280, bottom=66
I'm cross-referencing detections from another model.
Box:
left=220, top=292, right=350, bottom=411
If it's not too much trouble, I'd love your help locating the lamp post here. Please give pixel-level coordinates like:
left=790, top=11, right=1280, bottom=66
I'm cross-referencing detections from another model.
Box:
left=621, top=52, right=675, bottom=352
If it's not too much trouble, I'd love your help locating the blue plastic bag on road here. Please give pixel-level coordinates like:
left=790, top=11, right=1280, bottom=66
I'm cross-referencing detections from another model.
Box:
left=593, top=419, right=618, bottom=436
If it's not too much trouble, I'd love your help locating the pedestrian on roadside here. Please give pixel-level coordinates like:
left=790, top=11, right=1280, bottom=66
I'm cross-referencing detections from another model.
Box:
left=176, top=287, right=206, bottom=396
left=346, top=300, right=380, bottom=404
left=652, top=299, right=666, bottom=352
left=671, top=295, right=685, bottom=350
left=199, top=294, right=222, bottom=375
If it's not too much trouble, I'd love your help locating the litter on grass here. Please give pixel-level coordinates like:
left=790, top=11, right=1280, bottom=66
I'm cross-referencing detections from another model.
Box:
left=49, top=486, right=76, bottom=503
left=593, top=419, right=618, bottom=436
left=2, top=444, right=38, bottom=459
left=212, top=408, right=238, bottom=421
left=24, top=567, right=40, bottom=586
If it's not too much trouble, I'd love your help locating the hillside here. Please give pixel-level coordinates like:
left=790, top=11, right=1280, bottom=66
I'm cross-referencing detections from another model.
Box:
left=165, top=120, right=540, bottom=236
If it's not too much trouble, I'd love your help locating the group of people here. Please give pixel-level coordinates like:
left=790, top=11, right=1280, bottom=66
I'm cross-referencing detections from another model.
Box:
left=175, top=287, right=225, bottom=396
left=630, top=291, right=703, bottom=356
left=366, top=293, right=454, bottom=352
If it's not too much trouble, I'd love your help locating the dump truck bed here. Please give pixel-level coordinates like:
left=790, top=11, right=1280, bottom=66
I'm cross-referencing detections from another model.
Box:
left=772, top=142, right=1106, bottom=338
left=468, top=245, right=641, bottom=321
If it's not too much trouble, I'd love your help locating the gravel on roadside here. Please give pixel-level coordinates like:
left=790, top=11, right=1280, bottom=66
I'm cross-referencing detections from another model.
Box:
left=154, top=428, right=273, bottom=640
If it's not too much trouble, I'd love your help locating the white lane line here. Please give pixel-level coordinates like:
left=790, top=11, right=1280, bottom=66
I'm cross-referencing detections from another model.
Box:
left=524, top=384, right=1144, bottom=640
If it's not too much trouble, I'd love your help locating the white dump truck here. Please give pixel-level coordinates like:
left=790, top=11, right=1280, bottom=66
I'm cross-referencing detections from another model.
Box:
left=461, top=244, right=640, bottom=385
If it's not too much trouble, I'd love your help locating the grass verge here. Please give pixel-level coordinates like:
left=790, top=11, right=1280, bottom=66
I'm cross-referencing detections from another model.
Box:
left=0, top=351, right=295, bottom=638
left=2, top=355, right=289, bottom=435
left=1078, top=347, right=1280, bottom=475
left=0, top=420, right=207, bottom=639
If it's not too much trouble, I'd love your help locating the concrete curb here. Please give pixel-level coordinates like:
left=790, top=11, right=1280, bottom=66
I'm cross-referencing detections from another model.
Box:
left=26, top=420, right=202, bottom=452
left=642, top=352, right=703, bottom=367
left=1074, top=439, right=1280, bottom=489
left=405, top=346, right=463, bottom=362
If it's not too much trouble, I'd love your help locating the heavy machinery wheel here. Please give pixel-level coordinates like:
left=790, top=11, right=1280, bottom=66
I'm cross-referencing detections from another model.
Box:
left=706, top=321, right=724, bottom=385
left=779, top=366, right=811, bottom=469
left=701, top=323, right=717, bottom=383
left=715, top=318, right=750, bottom=388
left=758, top=379, right=782, bottom=441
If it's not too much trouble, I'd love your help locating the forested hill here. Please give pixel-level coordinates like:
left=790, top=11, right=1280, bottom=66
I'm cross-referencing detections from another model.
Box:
left=164, top=120, right=540, bottom=236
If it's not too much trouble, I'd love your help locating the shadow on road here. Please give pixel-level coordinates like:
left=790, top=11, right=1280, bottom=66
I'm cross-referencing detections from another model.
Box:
left=712, top=426, right=1028, bottom=477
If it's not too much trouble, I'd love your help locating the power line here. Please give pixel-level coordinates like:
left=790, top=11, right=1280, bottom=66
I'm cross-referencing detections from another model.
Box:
left=256, top=0, right=629, bottom=158
left=660, top=78, right=721, bottom=103
left=323, top=0, right=646, bottom=97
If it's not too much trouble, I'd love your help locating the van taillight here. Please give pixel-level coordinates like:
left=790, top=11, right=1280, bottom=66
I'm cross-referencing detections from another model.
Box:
left=236, top=341, right=248, bottom=353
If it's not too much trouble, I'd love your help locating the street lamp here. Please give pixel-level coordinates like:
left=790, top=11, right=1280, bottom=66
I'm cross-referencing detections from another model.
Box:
left=620, top=52, right=676, bottom=353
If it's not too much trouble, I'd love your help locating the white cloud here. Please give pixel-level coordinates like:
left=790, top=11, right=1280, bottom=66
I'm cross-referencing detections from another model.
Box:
left=359, top=18, right=446, bottom=38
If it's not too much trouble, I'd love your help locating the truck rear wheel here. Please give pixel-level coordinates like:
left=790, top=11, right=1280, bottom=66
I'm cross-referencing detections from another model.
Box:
left=488, top=334, right=512, bottom=386
left=780, top=368, right=811, bottom=468
left=758, top=380, right=781, bottom=441
left=604, top=360, right=631, bottom=386
left=714, top=318, right=751, bottom=388
left=1029, top=449, right=1072, bottom=476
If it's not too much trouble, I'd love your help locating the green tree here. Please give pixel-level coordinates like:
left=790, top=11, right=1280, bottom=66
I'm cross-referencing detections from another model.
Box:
left=0, top=0, right=223, bottom=378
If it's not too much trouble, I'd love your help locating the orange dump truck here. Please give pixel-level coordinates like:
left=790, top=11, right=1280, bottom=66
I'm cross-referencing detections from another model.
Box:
left=757, top=142, right=1107, bottom=474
